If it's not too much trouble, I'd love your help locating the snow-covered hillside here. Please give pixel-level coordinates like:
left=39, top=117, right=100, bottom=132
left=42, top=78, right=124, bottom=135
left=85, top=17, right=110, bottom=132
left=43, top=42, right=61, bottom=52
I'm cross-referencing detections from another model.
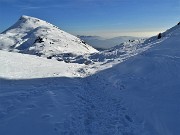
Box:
left=90, top=22, right=180, bottom=135
left=0, top=50, right=83, bottom=79
left=0, top=18, right=180, bottom=135
left=0, top=15, right=98, bottom=58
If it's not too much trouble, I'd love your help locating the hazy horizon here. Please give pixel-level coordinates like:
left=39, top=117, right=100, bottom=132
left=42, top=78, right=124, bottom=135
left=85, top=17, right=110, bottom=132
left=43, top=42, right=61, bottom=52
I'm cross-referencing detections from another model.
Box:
left=0, top=0, right=179, bottom=38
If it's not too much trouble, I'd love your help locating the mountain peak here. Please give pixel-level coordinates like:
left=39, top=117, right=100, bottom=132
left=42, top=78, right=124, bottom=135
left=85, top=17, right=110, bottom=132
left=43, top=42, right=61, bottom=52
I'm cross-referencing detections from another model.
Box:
left=20, top=15, right=35, bottom=19
left=1, top=15, right=50, bottom=34
left=0, top=16, right=98, bottom=59
left=19, top=15, right=45, bottom=24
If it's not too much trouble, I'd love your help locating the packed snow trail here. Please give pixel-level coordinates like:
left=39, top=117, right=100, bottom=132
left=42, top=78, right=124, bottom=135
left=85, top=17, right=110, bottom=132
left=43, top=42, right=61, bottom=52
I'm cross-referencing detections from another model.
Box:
left=0, top=76, right=144, bottom=135
left=54, top=75, right=144, bottom=135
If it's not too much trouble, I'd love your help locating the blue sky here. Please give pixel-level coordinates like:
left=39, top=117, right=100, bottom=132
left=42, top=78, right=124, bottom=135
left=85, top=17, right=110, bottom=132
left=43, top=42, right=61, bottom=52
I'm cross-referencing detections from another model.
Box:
left=0, top=0, right=179, bottom=38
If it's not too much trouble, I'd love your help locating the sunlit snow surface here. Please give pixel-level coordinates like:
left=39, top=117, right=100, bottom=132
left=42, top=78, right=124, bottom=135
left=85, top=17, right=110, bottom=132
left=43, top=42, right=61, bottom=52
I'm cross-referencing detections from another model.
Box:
left=0, top=16, right=180, bottom=135
left=0, top=15, right=98, bottom=57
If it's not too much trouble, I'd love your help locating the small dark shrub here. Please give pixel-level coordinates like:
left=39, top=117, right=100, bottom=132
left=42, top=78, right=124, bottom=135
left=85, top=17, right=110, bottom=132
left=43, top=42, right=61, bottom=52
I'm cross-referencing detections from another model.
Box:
left=157, top=33, right=162, bottom=39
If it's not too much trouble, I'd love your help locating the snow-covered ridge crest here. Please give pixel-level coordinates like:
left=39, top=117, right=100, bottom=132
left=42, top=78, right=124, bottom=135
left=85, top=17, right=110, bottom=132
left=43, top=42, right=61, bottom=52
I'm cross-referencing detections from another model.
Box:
left=2, top=15, right=56, bottom=34
left=69, top=22, right=180, bottom=65
left=0, top=15, right=98, bottom=57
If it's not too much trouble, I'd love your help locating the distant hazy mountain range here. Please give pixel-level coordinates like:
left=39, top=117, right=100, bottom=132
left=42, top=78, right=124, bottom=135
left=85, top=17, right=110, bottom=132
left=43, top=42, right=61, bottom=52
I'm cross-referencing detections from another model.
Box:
left=77, top=35, right=142, bottom=50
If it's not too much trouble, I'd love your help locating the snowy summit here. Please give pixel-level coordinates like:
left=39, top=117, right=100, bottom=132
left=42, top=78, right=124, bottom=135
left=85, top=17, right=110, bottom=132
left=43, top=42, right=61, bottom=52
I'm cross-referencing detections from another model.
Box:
left=0, top=15, right=98, bottom=58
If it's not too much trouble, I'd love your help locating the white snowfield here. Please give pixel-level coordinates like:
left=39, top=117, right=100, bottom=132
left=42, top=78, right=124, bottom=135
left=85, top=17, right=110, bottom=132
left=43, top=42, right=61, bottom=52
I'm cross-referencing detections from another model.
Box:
left=0, top=50, right=83, bottom=79
left=0, top=16, right=180, bottom=135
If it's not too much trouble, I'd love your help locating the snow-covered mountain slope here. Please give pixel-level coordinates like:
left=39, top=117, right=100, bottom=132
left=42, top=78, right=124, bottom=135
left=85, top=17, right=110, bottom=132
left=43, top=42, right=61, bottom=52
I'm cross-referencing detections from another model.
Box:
left=1, top=20, right=180, bottom=135
left=0, top=15, right=98, bottom=57
left=71, top=23, right=180, bottom=66
left=82, top=22, right=180, bottom=135
left=0, top=50, right=143, bottom=135
left=68, top=36, right=162, bottom=65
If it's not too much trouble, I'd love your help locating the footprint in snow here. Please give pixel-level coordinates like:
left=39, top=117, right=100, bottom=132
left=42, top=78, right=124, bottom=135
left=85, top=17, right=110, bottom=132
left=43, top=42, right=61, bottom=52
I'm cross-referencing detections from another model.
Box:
left=26, top=104, right=37, bottom=109
left=125, top=115, right=133, bottom=123
left=41, top=114, right=53, bottom=120
left=6, top=105, right=16, bottom=113
left=0, top=112, right=7, bottom=119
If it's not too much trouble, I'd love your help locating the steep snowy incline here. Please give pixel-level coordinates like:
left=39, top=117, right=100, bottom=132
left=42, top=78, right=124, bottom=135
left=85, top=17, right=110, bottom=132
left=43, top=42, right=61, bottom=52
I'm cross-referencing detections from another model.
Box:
left=0, top=15, right=98, bottom=57
left=79, top=22, right=180, bottom=72
left=70, top=23, right=180, bottom=65
left=86, top=22, right=180, bottom=135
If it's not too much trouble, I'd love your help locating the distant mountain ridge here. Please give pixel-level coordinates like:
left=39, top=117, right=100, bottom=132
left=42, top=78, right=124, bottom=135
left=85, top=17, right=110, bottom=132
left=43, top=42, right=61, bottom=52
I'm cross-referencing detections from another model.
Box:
left=77, top=35, right=141, bottom=49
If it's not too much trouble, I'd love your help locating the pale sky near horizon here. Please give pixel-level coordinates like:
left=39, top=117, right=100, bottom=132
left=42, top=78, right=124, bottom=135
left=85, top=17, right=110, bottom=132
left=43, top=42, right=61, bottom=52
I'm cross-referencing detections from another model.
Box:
left=0, top=0, right=179, bottom=38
